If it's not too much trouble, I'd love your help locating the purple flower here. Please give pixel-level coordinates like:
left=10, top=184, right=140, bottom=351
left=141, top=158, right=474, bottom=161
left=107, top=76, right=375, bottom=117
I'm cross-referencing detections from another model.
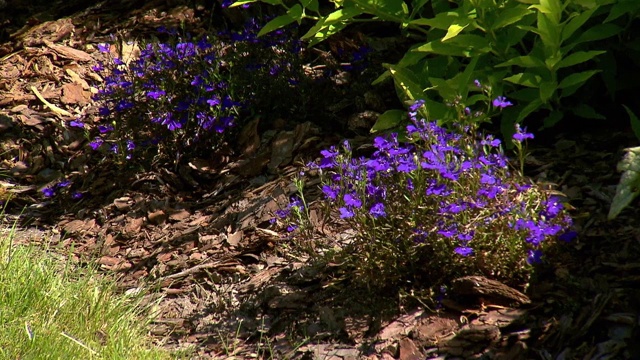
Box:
left=339, top=207, right=354, bottom=219
left=480, top=173, right=496, bottom=185
left=344, top=193, right=362, bottom=208
left=147, top=90, right=166, bottom=99
left=89, top=138, right=103, bottom=150
left=98, top=125, right=114, bottom=134
left=42, top=187, right=55, bottom=197
left=493, top=96, right=513, bottom=108
left=97, top=43, right=110, bottom=53
left=322, top=185, right=338, bottom=200
left=207, top=96, right=221, bottom=107
left=513, top=124, right=535, bottom=141
left=72, top=191, right=83, bottom=200
left=274, top=209, right=290, bottom=219
left=69, top=120, right=84, bottom=128
left=474, top=79, right=481, bottom=88
left=56, top=180, right=71, bottom=188
left=287, top=224, right=298, bottom=232
left=409, top=99, right=425, bottom=113
left=454, top=247, right=474, bottom=256
left=369, top=203, right=386, bottom=218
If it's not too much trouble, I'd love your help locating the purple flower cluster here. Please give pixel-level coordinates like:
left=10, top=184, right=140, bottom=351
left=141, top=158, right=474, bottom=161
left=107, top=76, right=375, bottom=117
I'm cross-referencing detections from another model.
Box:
left=87, top=18, right=308, bottom=165
left=90, top=34, right=246, bottom=160
left=41, top=180, right=83, bottom=200
left=300, top=99, right=574, bottom=276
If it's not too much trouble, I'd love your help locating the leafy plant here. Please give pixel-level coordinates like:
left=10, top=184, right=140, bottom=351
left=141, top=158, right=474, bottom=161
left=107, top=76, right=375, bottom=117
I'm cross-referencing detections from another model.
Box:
left=234, top=0, right=629, bottom=136
left=273, top=95, right=576, bottom=290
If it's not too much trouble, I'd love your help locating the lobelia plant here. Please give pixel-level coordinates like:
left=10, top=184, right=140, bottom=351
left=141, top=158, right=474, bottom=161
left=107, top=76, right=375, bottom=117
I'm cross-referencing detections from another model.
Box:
left=273, top=94, right=575, bottom=291
left=86, top=20, right=305, bottom=169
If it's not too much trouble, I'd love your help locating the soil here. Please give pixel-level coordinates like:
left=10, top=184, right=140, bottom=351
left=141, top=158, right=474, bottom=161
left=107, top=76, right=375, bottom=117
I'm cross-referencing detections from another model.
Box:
left=1, top=1, right=640, bottom=359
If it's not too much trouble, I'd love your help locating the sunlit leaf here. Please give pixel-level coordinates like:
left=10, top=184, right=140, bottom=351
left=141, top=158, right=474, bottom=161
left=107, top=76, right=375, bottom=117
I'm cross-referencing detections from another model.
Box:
left=609, top=146, right=640, bottom=219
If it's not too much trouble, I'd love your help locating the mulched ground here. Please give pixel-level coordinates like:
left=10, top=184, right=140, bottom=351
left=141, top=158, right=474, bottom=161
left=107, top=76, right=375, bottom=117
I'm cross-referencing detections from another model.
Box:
left=1, top=1, right=640, bottom=359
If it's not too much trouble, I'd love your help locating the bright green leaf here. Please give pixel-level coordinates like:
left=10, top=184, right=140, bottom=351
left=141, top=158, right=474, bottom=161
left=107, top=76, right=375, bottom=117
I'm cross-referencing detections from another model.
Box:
left=558, top=70, right=599, bottom=89
left=496, top=55, right=546, bottom=68
left=556, top=50, right=605, bottom=69
left=409, top=11, right=462, bottom=29
left=301, top=7, right=363, bottom=40
left=504, top=72, right=542, bottom=88
left=352, top=0, right=407, bottom=22
left=491, top=5, right=534, bottom=30
left=371, top=109, right=407, bottom=133
left=561, top=8, right=596, bottom=42
left=609, top=146, right=640, bottom=219
left=258, top=6, right=302, bottom=37
left=442, top=23, right=468, bottom=42
left=388, top=65, right=426, bottom=102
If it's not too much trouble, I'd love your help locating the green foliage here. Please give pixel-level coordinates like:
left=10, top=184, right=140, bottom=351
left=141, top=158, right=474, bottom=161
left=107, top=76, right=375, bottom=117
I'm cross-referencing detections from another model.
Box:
left=609, top=146, right=640, bottom=219
left=238, top=0, right=637, bottom=136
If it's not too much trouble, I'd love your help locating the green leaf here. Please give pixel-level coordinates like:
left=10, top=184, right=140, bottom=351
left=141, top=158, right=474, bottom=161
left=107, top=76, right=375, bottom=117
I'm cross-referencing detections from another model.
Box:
left=535, top=11, right=561, bottom=49
left=496, top=55, right=546, bottom=68
left=409, top=11, right=462, bottom=29
left=571, top=104, right=605, bottom=119
left=371, top=109, right=407, bottom=133
left=352, top=0, right=407, bottom=22
left=516, top=98, right=544, bottom=122
left=503, top=72, right=542, bottom=88
left=538, top=80, right=557, bottom=103
left=608, top=146, right=640, bottom=219
left=491, top=5, right=533, bottom=30
left=306, top=22, right=350, bottom=46
left=529, top=0, right=562, bottom=24
left=558, top=70, right=599, bottom=89
left=442, top=22, right=468, bottom=42
left=561, top=8, right=596, bottom=42
left=300, top=0, right=319, bottom=12
left=372, top=70, right=391, bottom=85
left=574, top=23, right=622, bottom=44
left=257, top=5, right=303, bottom=37
left=457, top=56, right=478, bottom=99
left=301, top=7, right=363, bottom=41
left=414, top=40, right=471, bottom=57
left=542, top=109, right=563, bottom=128
left=388, top=65, right=425, bottom=102
left=555, top=50, right=605, bottom=69
left=624, top=105, right=640, bottom=141
left=605, top=0, right=640, bottom=23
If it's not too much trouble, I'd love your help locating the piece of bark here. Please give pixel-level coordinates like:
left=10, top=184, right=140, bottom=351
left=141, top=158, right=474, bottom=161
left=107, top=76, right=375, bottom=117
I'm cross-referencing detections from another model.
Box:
left=452, top=276, right=531, bottom=307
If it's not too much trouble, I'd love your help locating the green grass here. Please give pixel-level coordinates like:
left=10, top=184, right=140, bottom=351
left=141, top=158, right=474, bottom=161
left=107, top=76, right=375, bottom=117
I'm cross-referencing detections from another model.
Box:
left=0, top=227, right=171, bottom=360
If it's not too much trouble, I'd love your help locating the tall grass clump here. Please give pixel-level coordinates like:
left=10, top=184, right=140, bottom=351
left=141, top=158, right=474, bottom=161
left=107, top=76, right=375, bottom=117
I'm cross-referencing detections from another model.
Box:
left=273, top=93, right=576, bottom=290
left=0, top=230, right=168, bottom=359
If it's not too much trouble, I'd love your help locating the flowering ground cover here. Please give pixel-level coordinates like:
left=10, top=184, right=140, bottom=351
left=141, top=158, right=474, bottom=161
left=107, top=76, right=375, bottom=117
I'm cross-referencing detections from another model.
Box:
left=1, top=0, right=640, bottom=359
